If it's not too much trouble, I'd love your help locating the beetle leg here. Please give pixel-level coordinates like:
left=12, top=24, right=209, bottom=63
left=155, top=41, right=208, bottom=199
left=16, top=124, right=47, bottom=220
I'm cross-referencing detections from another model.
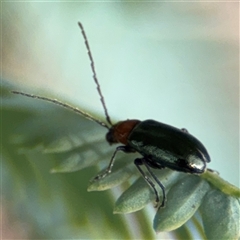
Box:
left=92, top=145, right=134, bottom=181
left=134, top=158, right=166, bottom=208
left=143, top=159, right=166, bottom=208
left=207, top=168, right=219, bottom=175
left=181, top=128, right=188, bottom=133
left=134, top=158, right=159, bottom=207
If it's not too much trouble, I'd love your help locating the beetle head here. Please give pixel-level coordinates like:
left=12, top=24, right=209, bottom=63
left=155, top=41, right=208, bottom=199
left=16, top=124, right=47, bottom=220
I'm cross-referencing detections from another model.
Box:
left=106, top=119, right=140, bottom=145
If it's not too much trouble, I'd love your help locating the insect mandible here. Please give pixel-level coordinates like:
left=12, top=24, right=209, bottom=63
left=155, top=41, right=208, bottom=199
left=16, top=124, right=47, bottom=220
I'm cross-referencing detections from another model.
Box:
left=12, top=22, right=211, bottom=208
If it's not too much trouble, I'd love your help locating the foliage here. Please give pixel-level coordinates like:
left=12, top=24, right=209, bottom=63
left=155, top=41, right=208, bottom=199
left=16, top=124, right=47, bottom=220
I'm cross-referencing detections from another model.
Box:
left=1, top=79, right=239, bottom=239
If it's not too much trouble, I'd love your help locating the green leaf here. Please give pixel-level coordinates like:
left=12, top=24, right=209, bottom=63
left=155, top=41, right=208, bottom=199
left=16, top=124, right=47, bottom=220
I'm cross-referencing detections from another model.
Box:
left=88, top=156, right=135, bottom=191
left=50, top=140, right=112, bottom=173
left=153, top=175, right=210, bottom=232
left=114, top=169, right=183, bottom=213
left=200, top=189, right=240, bottom=240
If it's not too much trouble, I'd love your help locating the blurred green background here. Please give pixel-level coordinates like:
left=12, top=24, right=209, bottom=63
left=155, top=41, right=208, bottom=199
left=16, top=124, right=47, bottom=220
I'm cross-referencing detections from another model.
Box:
left=2, top=2, right=239, bottom=239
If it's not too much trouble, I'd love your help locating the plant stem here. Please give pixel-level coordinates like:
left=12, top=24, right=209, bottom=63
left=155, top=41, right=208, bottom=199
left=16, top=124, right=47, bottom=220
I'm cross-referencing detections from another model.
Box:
left=201, top=170, right=240, bottom=198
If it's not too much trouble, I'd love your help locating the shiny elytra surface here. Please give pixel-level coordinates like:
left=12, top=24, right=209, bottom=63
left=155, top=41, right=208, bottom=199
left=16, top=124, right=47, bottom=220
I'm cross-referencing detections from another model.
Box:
left=128, top=120, right=210, bottom=173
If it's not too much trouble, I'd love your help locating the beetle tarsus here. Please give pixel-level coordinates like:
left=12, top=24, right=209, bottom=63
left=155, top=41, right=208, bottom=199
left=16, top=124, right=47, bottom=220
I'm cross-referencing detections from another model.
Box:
left=154, top=199, right=159, bottom=208
left=92, top=171, right=110, bottom=181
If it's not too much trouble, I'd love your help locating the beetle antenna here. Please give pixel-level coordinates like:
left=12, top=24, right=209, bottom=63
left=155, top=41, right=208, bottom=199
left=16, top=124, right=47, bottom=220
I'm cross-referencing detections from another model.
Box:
left=78, top=22, right=113, bottom=127
left=11, top=91, right=110, bottom=129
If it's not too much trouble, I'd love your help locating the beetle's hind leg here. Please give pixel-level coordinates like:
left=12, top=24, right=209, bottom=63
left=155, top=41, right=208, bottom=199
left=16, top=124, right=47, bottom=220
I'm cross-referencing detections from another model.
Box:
left=134, top=158, right=166, bottom=208
left=181, top=128, right=188, bottom=133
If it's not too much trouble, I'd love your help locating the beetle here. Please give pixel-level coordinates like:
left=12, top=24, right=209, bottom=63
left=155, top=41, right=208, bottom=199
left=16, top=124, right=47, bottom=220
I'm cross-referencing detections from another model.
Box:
left=12, top=22, right=211, bottom=208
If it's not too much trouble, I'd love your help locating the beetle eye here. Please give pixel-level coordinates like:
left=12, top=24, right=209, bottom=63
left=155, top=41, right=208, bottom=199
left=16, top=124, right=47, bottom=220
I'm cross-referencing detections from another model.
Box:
left=106, top=129, right=117, bottom=144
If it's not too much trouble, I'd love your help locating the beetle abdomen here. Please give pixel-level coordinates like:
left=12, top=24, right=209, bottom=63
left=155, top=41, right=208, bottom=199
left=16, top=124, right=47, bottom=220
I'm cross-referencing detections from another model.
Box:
left=127, top=120, right=210, bottom=173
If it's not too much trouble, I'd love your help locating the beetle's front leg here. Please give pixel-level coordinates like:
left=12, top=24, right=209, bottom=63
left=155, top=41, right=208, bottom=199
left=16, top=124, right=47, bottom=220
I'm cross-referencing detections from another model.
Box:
left=92, top=145, right=134, bottom=182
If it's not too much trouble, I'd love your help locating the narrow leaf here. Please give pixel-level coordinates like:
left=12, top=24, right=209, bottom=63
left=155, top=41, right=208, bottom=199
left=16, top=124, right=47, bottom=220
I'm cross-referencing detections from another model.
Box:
left=154, top=175, right=210, bottom=232
left=114, top=169, right=182, bottom=214
left=50, top=142, right=112, bottom=173
left=200, top=189, right=240, bottom=240
left=88, top=165, right=134, bottom=191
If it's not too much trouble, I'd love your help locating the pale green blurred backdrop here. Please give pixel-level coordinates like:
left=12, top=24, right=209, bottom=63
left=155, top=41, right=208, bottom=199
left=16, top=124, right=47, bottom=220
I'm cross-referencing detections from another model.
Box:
left=2, top=2, right=239, bottom=238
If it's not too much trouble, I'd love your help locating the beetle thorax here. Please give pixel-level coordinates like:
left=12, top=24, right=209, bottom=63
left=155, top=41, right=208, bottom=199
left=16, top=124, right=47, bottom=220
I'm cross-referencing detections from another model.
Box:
left=106, top=119, right=140, bottom=145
